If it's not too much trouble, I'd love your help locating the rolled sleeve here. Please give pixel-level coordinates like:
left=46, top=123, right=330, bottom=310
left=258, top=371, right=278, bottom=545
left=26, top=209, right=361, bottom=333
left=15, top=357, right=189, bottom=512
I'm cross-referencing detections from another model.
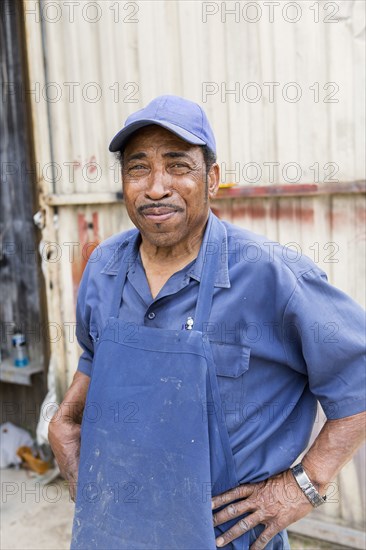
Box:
left=283, top=269, right=366, bottom=419
left=77, top=349, right=93, bottom=377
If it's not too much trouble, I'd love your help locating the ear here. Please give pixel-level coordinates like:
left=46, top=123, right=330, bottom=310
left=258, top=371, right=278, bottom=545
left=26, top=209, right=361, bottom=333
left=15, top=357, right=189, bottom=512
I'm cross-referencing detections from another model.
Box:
left=207, top=163, right=220, bottom=199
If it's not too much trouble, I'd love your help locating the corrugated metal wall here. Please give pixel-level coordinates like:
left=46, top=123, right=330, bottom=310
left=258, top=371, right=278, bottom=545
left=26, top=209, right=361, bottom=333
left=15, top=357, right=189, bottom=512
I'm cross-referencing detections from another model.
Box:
left=22, top=0, right=365, bottom=541
left=25, top=0, right=365, bottom=195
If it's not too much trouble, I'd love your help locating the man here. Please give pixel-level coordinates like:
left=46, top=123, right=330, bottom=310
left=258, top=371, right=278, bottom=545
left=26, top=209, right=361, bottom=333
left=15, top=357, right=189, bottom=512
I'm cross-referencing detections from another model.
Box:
left=49, top=95, right=365, bottom=550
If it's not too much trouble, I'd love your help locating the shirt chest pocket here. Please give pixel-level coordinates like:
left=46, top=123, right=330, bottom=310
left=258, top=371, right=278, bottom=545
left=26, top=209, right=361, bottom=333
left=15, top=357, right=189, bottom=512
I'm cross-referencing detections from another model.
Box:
left=210, top=341, right=251, bottom=406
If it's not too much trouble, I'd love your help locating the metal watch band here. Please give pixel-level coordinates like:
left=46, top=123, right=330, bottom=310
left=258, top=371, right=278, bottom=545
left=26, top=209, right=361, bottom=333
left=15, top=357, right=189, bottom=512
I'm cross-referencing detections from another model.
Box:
left=291, top=463, right=327, bottom=508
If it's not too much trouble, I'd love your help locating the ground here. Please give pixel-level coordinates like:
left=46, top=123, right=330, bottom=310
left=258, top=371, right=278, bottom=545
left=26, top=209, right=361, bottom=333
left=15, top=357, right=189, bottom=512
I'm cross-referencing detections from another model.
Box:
left=1, top=468, right=72, bottom=550
left=0, top=468, right=353, bottom=550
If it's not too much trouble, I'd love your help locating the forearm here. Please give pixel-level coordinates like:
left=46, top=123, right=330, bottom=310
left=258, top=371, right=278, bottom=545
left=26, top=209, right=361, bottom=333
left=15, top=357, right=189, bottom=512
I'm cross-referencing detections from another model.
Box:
left=48, top=371, right=90, bottom=495
left=301, top=410, right=366, bottom=493
left=212, top=410, right=366, bottom=549
left=51, top=371, right=90, bottom=426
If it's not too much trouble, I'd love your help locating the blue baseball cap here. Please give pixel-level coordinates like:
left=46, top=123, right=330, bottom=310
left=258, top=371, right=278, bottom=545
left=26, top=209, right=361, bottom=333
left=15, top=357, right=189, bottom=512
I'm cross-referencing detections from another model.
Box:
left=109, top=95, right=216, bottom=155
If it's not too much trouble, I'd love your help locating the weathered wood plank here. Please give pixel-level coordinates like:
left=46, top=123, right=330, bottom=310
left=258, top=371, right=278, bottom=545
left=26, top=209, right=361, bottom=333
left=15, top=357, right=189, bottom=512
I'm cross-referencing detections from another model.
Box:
left=0, top=0, right=47, bottom=433
left=288, top=517, right=366, bottom=549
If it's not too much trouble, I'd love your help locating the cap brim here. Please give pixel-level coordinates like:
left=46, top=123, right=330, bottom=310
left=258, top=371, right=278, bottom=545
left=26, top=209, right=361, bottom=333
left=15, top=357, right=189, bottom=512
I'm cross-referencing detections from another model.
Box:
left=109, top=119, right=206, bottom=152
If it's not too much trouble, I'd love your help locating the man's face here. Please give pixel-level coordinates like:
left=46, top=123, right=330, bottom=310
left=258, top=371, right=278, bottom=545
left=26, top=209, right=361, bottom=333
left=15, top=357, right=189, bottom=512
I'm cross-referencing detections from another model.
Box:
left=122, top=125, right=219, bottom=248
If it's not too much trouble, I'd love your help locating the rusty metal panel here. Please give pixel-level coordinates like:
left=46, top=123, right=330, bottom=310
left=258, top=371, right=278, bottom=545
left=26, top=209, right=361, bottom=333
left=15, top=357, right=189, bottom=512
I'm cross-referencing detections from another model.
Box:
left=214, top=194, right=366, bottom=307
left=55, top=204, right=134, bottom=384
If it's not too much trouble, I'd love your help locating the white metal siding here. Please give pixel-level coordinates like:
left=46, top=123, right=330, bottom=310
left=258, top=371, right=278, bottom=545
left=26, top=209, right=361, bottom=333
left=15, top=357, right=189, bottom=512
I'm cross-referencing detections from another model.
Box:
left=28, top=0, right=365, bottom=194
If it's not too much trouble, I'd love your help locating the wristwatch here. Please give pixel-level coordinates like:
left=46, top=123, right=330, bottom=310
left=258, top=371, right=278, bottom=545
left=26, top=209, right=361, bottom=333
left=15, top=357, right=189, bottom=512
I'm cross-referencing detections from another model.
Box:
left=291, top=463, right=327, bottom=507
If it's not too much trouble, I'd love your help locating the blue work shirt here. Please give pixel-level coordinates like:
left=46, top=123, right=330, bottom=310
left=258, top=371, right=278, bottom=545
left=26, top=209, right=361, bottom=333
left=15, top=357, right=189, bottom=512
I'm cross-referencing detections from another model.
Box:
left=76, top=211, right=366, bottom=484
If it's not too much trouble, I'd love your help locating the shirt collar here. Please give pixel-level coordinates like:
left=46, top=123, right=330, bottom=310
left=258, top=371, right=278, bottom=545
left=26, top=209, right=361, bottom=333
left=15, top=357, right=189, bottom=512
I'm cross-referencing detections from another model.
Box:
left=188, top=211, right=230, bottom=288
left=101, top=211, right=230, bottom=289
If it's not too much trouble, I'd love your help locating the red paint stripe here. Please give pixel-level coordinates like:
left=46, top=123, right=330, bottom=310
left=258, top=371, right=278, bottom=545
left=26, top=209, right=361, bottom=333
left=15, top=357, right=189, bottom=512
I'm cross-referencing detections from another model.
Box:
left=216, top=181, right=366, bottom=199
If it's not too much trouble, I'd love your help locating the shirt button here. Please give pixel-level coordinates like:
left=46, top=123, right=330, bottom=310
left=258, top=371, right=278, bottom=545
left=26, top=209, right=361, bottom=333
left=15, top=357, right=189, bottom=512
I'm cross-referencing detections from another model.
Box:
left=147, top=312, right=156, bottom=320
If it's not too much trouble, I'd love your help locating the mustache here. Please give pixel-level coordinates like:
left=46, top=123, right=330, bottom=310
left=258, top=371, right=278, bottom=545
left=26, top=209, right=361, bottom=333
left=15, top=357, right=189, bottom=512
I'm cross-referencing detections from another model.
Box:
left=137, top=203, right=184, bottom=213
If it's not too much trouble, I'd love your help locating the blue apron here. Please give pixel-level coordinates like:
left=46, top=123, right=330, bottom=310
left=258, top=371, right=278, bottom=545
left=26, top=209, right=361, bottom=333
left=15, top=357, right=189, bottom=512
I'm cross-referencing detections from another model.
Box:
left=71, top=226, right=250, bottom=549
